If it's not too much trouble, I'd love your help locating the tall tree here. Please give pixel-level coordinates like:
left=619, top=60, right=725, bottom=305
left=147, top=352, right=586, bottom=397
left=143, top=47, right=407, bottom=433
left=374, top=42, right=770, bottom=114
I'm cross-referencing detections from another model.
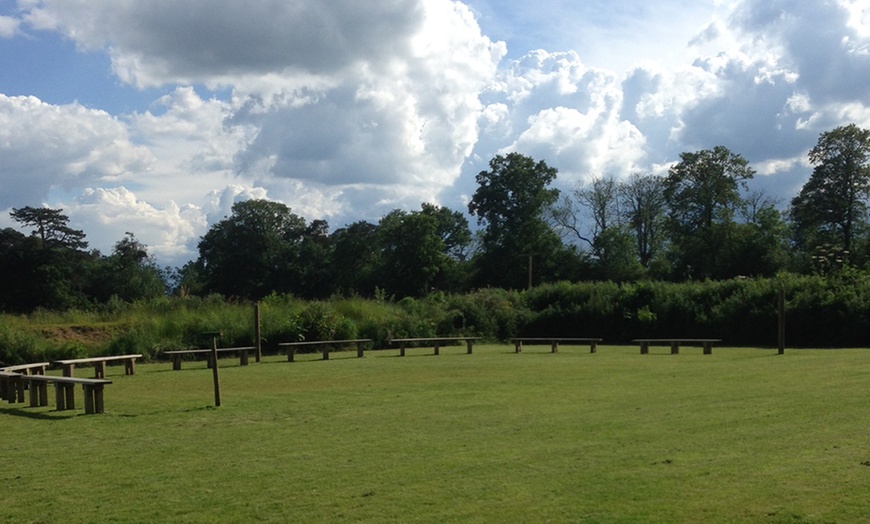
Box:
left=88, top=233, right=166, bottom=302
left=196, top=199, right=307, bottom=299
left=620, top=172, right=667, bottom=269
left=468, top=153, right=565, bottom=288
left=790, top=123, right=870, bottom=259
left=663, top=146, right=754, bottom=279
left=330, top=221, right=380, bottom=296
left=5, top=206, right=91, bottom=311
left=10, top=206, right=87, bottom=250
left=376, top=209, right=447, bottom=297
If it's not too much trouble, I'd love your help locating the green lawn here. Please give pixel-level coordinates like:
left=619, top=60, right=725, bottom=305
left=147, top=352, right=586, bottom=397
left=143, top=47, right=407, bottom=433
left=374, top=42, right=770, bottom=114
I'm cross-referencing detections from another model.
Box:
left=3, top=345, right=870, bottom=523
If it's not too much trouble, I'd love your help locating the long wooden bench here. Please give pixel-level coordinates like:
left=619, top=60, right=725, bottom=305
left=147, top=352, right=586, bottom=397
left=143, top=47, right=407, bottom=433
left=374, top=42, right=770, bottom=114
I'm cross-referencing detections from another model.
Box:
left=511, top=337, right=603, bottom=354
left=0, top=362, right=50, bottom=375
left=54, top=354, right=142, bottom=378
left=163, top=347, right=255, bottom=370
left=390, top=337, right=481, bottom=356
left=0, top=371, right=112, bottom=414
left=632, top=338, right=722, bottom=355
left=278, top=339, right=372, bottom=362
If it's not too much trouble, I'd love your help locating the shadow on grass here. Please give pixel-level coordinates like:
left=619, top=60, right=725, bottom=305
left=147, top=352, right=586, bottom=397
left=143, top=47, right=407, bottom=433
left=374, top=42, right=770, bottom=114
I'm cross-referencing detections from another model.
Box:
left=0, top=406, right=77, bottom=420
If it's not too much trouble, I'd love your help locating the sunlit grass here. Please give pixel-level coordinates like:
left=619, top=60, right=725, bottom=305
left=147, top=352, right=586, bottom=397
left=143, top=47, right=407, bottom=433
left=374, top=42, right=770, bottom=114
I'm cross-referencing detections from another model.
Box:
left=3, top=345, right=869, bottom=522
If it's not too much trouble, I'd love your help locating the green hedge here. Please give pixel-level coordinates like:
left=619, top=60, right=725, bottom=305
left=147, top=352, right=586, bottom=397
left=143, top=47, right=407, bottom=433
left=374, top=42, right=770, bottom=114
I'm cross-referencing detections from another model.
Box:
left=2, top=273, right=869, bottom=365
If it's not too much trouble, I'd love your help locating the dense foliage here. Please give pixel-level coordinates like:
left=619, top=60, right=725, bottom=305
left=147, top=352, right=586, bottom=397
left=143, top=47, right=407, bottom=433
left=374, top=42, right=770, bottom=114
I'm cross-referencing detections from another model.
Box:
left=3, top=273, right=870, bottom=365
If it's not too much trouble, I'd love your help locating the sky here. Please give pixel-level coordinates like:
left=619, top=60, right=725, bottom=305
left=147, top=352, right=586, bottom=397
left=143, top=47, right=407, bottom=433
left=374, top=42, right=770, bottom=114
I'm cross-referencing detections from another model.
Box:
left=2, top=0, right=870, bottom=267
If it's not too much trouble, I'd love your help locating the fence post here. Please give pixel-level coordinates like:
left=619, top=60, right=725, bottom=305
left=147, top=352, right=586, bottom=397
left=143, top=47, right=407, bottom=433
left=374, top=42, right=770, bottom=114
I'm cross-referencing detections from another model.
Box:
left=254, top=303, right=262, bottom=363
left=203, top=331, right=222, bottom=407
left=777, top=289, right=785, bottom=355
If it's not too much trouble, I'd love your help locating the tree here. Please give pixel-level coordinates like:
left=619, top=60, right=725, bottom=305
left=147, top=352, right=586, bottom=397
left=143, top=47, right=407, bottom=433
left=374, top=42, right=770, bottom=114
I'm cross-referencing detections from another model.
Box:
left=196, top=199, right=307, bottom=299
left=87, top=233, right=166, bottom=303
left=330, top=221, right=380, bottom=296
left=468, top=153, right=565, bottom=288
left=4, top=206, right=91, bottom=311
left=10, top=206, right=87, bottom=250
left=296, top=219, right=335, bottom=299
left=376, top=209, right=447, bottom=297
left=790, top=124, right=870, bottom=260
left=663, top=146, right=754, bottom=279
left=620, top=172, right=667, bottom=269
left=419, top=203, right=472, bottom=261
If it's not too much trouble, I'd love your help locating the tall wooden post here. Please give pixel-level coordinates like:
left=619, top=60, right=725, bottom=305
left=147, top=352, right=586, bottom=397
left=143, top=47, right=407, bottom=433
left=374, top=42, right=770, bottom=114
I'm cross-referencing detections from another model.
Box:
left=254, top=303, right=262, bottom=363
left=203, top=331, right=222, bottom=407
left=777, top=289, right=785, bottom=355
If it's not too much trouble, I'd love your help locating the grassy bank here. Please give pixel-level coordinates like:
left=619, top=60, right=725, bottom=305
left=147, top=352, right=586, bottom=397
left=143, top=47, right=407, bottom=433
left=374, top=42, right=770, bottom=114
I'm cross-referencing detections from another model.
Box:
left=2, top=345, right=869, bottom=522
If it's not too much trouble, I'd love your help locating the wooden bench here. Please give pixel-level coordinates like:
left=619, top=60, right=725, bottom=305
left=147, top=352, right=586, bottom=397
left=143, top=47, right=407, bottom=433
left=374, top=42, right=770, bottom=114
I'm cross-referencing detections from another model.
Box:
left=511, top=338, right=603, bottom=354
left=163, top=347, right=255, bottom=370
left=390, top=337, right=481, bottom=356
left=278, top=339, right=372, bottom=362
left=632, top=338, right=722, bottom=355
left=0, top=362, right=50, bottom=375
left=0, top=371, right=112, bottom=414
left=54, top=354, right=142, bottom=378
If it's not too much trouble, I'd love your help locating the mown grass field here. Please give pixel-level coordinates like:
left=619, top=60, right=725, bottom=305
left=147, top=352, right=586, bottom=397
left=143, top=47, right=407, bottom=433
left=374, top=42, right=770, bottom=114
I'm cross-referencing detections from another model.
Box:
left=2, top=345, right=870, bottom=523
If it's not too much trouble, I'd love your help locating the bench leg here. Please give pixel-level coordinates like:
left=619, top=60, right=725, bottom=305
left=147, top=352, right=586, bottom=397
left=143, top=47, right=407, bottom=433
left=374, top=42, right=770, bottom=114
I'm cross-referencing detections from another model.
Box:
left=172, top=356, right=182, bottom=371
left=703, top=342, right=713, bottom=355
left=590, top=341, right=597, bottom=354
left=95, top=361, right=107, bottom=379
left=671, top=342, right=680, bottom=355
left=434, top=343, right=440, bottom=356
left=15, top=378, right=25, bottom=403
left=515, top=341, right=522, bottom=353
left=322, top=347, right=329, bottom=361
left=93, top=386, right=105, bottom=413
left=29, top=381, right=40, bottom=407
left=357, top=342, right=365, bottom=358
left=466, top=340, right=473, bottom=355
left=287, top=348, right=296, bottom=362
left=55, top=383, right=75, bottom=411
left=400, top=344, right=406, bottom=357
left=240, top=350, right=249, bottom=366
left=82, top=385, right=105, bottom=414
left=640, top=341, right=649, bottom=355
left=551, top=341, right=558, bottom=353
left=125, top=359, right=136, bottom=375
left=27, top=381, right=48, bottom=407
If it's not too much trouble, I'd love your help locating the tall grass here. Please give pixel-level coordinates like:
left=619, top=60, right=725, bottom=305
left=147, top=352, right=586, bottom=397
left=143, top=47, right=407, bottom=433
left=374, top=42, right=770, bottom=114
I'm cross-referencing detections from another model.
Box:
left=3, top=273, right=870, bottom=366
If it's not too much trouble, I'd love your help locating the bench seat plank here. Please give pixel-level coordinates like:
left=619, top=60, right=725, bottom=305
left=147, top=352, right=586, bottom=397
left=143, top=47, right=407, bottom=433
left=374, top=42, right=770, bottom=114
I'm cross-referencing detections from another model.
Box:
left=164, top=347, right=255, bottom=370
left=278, top=339, right=373, bottom=361
left=510, top=337, right=603, bottom=354
left=390, top=337, right=481, bottom=356
left=53, top=354, right=142, bottom=378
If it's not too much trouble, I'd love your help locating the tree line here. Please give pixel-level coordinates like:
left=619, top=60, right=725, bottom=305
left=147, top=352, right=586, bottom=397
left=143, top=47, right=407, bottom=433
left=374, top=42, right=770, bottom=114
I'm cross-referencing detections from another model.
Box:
left=1, top=123, right=869, bottom=312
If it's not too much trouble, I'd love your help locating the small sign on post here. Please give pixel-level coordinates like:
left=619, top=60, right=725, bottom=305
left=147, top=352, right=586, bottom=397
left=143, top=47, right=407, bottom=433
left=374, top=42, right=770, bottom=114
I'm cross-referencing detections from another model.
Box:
left=202, top=331, right=222, bottom=407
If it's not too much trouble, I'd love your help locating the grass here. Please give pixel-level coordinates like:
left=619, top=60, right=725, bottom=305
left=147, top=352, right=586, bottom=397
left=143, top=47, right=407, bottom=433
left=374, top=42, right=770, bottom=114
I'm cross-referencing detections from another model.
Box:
left=2, top=345, right=870, bottom=523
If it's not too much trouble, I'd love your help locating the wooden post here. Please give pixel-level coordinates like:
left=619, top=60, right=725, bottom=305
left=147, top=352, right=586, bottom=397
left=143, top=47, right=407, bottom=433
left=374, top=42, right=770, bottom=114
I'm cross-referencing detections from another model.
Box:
left=203, top=331, right=222, bottom=407
left=777, top=289, right=785, bottom=355
left=254, top=303, right=262, bottom=363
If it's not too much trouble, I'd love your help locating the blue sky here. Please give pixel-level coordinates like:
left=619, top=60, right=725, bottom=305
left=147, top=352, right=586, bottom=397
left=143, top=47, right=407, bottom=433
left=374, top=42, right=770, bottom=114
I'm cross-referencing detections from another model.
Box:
left=1, top=0, right=870, bottom=266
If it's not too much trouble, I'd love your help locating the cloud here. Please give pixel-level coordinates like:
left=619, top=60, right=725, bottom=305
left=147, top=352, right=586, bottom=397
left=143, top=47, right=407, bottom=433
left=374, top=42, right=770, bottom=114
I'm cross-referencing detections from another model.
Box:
left=0, top=94, right=153, bottom=209
left=730, top=0, right=870, bottom=105
left=20, top=0, right=426, bottom=87
left=230, top=0, right=505, bottom=220
left=70, top=187, right=204, bottom=263
left=0, top=15, right=20, bottom=37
